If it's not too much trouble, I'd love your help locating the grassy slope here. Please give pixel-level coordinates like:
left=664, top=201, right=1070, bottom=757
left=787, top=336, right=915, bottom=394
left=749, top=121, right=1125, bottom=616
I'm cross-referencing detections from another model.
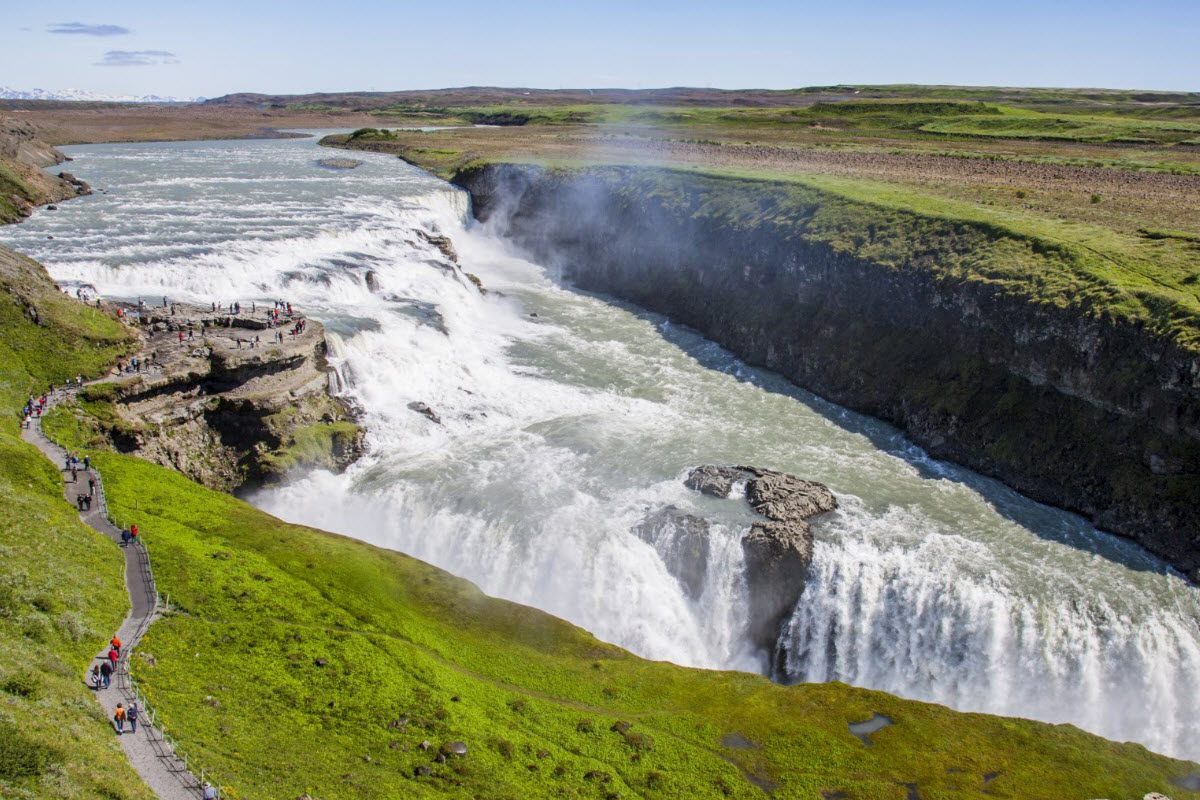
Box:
left=13, top=444, right=1173, bottom=800
left=0, top=246, right=150, bottom=799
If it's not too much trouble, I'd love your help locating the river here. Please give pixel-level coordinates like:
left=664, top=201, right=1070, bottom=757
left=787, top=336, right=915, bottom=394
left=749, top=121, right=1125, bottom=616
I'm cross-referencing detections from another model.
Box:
left=3, top=132, right=1198, bottom=761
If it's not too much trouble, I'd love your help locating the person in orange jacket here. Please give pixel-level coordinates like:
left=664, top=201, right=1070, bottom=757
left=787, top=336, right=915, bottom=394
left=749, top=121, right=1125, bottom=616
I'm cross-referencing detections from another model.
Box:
left=110, top=635, right=122, bottom=656
left=114, top=703, right=127, bottom=734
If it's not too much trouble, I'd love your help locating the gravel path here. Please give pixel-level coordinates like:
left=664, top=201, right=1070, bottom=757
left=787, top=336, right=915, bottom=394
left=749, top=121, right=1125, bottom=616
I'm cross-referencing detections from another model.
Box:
left=22, top=390, right=205, bottom=800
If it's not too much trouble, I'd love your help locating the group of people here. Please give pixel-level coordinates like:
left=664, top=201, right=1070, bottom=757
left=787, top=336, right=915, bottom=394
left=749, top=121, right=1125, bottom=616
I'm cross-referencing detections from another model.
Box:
left=120, top=523, right=139, bottom=547
left=115, top=355, right=152, bottom=374
left=89, top=636, right=122, bottom=689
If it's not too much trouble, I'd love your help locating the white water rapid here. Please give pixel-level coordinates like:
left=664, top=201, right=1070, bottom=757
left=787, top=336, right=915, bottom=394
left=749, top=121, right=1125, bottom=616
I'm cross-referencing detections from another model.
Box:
left=4, top=133, right=1197, bottom=761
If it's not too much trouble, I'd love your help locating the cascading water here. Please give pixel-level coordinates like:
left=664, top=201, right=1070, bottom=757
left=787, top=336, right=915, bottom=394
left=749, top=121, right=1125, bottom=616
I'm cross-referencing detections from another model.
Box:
left=3, top=132, right=1197, bottom=761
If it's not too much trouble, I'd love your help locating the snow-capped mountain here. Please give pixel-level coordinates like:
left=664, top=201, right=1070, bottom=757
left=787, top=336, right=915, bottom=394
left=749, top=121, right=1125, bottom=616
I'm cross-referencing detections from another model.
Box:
left=0, top=87, right=203, bottom=104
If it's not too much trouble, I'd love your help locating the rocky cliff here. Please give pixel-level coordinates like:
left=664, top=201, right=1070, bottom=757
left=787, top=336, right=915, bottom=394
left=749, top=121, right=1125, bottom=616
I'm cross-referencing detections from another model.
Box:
left=56, top=301, right=363, bottom=492
left=455, top=163, right=1200, bottom=581
left=0, top=113, right=87, bottom=222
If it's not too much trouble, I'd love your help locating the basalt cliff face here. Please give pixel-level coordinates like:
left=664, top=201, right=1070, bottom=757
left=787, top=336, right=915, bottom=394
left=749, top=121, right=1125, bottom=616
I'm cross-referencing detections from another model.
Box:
left=455, top=163, right=1200, bottom=580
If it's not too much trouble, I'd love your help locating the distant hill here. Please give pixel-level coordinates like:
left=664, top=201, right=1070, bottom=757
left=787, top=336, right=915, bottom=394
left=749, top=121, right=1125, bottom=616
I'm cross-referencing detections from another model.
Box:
left=203, top=84, right=1200, bottom=110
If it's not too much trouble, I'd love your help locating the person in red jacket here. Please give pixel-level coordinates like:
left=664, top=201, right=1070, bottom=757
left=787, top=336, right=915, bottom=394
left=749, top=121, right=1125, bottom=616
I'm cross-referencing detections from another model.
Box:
left=108, top=647, right=119, bottom=672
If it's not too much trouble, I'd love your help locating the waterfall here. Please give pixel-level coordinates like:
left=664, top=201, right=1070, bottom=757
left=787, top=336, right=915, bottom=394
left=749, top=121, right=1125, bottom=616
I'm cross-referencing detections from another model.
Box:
left=4, top=133, right=1197, bottom=762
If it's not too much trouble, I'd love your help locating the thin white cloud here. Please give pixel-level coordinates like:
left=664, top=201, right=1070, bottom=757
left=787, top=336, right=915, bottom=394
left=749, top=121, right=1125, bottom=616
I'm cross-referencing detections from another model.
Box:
left=95, top=50, right=180, bottom=67
left=48, top=22, right=131, bottom=37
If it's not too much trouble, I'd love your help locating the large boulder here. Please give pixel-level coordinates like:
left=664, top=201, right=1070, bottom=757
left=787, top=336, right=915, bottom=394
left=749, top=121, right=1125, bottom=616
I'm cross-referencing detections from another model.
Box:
left=684, top=464, right=837, bottom=655
left=741, top=466, right=838, bottom=522
left=684, top=465, right=742, bottom=498
left=633, top=506, right=711, bottom=600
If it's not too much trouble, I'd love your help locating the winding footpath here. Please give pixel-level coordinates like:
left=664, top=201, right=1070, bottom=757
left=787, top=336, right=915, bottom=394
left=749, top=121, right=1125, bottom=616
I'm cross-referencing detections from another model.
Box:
left=22, top=389, right=204, bottom=800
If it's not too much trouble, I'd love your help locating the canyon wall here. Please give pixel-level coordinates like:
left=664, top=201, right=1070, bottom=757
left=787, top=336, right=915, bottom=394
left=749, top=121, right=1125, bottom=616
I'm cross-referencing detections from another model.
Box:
left=455, top=163, right=1200, bottom=580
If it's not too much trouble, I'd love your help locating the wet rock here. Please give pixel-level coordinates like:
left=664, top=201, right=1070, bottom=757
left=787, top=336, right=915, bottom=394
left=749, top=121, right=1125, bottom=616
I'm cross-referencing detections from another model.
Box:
left=435, top=753, right=446, bottom=764
left=684, top=465, right=741, bottom=498
left=365, top=270, right=380, bottom=293
left=407, top=401, right=441, bottom=424
left=443, top=741, right=468, bottom=757
left=537, top=749, right=550, bottom=759
left=683, top=464, right=837, bottom=656
left=742, top=466, right=838, bottom=522
left=314, top=657, right=328, bottom=667
left=632, top=506, right=710, bottom=600
left=58, top=172, right=91, bottom=195
left=418, top=740, right=431, bottom=751
left=418, top=230, right=459, bottom=263
left=388, top=716, right=408, bottom=729
left=46, top=204, right=57, bottom=210
left=742, top=520, right=813, bottom=652
left=414, top=765, right=432, bottom=777
left=317, top=157, right=362, bottom=169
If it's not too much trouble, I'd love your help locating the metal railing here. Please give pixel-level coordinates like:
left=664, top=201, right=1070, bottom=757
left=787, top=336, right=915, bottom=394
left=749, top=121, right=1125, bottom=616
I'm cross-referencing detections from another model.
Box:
left=37, top=389, right=230, bottom=800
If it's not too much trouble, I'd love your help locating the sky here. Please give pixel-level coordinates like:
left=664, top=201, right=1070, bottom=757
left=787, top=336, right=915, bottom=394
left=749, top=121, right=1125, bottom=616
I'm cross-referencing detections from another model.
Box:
left=4, top=0, right=1199, bottom=98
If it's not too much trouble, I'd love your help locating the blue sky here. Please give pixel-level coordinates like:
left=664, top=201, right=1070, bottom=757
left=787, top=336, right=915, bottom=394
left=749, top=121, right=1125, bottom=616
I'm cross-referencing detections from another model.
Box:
left=4, top=0, right=1199, bottom=97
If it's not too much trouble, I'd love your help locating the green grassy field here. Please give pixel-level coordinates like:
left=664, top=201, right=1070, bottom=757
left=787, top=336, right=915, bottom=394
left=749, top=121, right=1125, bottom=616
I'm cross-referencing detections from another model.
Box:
left=0, top=247, right=150, bottom=800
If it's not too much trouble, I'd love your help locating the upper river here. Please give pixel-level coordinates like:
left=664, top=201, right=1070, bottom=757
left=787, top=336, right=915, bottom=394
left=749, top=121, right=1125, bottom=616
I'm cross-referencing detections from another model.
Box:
left=4, top=132, right=1198, bottom=761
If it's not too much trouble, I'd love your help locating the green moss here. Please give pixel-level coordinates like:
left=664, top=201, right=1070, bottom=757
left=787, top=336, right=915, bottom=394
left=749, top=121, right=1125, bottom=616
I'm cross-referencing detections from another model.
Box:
left=257, top=419, right=362, bottom=478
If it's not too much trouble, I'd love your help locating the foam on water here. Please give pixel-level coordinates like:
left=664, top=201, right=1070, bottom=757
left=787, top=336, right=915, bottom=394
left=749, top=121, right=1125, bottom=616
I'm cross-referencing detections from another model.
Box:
left=4, top=133, right=1197, bottom=760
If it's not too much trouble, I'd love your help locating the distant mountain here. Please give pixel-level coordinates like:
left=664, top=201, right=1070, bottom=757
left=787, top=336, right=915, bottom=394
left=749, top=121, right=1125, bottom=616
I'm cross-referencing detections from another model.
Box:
left=0, top=86, right=203, bottom=104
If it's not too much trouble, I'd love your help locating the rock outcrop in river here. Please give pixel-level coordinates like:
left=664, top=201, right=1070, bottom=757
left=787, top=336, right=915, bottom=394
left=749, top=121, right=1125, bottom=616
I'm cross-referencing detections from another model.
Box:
left=673, top=465, right=837, bottom=656
left=455, top=162, right=1200, bottom=583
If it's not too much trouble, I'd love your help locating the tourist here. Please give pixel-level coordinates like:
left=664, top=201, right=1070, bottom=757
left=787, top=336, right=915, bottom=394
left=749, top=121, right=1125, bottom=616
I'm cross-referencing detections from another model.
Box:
left=127, top=702, right=139, bottom=733
left=114, top=703, right=127, bottom=734
left=88, top=478, right=96, bottom=497
left=108, top=647, right=119, bottom=672
left=99, top=659, right=112, bottom=689
left=131, top=524, right=138, bottom=540
left=179, top=331, right=184, bottom=344
left=110, top=635, right=122, bottom=656
left=121, top=528, right=130, bottom=547
left=84, top=455, right=90, bottom=470
left=202, top=782, right=217, bottom=800
left=90, top=664, right=101, bottom=690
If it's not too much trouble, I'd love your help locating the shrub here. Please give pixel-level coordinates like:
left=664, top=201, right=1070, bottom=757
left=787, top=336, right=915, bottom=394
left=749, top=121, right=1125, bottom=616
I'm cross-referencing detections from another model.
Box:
left=0, top=721, right=54, bottom=779
left=1091, top=193, right=1103, bottom=204
left=349, top=128, right=381, bottom=140
left=1, top=671, right=41, bottom=699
